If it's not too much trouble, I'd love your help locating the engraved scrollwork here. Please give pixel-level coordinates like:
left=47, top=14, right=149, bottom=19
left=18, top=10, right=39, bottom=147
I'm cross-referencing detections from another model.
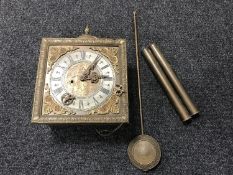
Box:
left=47, top=46, right=79, bottom=72
left=91, top=94, right=119, bottom=115
left=91, top=84, right=124, bottom=115
left=42, top=88, right=76, bottom=115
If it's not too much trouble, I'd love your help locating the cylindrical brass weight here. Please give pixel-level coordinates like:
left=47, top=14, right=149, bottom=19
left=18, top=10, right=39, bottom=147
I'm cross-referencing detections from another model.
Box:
left=149, top=43, right=199, bottom=116
left=143, top=48, right=191, bottom=122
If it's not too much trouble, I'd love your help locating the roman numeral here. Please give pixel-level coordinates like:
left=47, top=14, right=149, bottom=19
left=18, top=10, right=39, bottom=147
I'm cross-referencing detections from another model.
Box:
left=100, top=87, right=110, bottom=95
left=51, top=77, right=61, bottom=81
left=95, top=55, right=101, bottom=60
left=103, top=76, right=113, bottom=81
left=67, top=55, right=74, bottom=64
left=93, top=97, right=99, bottom=105
left=81, top=51, right=86, bottom=60
left=53, top=87, right=63, bottom=95
left=101, top=64, right=109, bottom=70
left=79, top=100, right=84, bottom=109
left=58, top=65, right=66, bottom=70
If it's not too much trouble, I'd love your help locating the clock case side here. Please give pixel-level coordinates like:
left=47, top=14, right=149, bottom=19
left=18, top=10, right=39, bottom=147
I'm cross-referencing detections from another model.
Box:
left=118, top=39, right=129, bottom=123
left=32, top=38, right=49, bottom=123
left=31, top=37, right=129, bottom=124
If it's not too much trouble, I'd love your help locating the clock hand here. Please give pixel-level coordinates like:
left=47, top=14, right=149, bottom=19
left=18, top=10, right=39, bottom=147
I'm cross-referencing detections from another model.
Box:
left=80, top=71, right=110, bottom=84
left=90, top=72, right=111, bottom=83
left=80, top=56, right=101, bottom=81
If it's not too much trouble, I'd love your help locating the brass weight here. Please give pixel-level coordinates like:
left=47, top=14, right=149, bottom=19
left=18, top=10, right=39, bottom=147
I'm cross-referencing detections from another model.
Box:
left=149, top=43, right=199, bottom=117
left=143, top=48, right=191, bottom=122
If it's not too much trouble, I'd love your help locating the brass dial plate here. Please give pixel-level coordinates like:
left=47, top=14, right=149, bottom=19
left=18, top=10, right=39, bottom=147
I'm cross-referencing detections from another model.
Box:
left=47, top=48, right=116, bottom=115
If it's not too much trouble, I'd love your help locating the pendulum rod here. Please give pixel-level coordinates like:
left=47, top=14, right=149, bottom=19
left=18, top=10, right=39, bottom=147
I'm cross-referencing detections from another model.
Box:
left=133, top=10, right=144, bottom=135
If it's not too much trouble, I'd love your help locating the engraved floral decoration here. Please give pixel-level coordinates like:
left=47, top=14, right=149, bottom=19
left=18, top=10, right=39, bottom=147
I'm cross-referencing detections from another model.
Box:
left=47, top=46, right=79, bottom=72
left=91, top=84, right=125, bottom=115
left=42, top=84, right=76, bottom=115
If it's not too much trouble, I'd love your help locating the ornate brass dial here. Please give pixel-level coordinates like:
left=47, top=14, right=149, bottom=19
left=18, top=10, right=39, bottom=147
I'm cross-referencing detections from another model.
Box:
left=49, top=48, right=116, bottom=114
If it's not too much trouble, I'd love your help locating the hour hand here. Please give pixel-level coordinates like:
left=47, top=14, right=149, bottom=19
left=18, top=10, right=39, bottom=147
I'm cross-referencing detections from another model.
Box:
left=80, top=56, right=101, bottom=81
left=80, top=71, right=100, bottom=83
left=80, top=72, right=110, bottom=84
left=90, top=73, right=111, bottom=84
left=79, top=71, right=89, bottom=82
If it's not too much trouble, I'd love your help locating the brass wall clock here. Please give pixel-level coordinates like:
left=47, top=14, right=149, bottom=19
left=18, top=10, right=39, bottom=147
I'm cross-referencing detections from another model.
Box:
left=32, top=26, right=128, bottom=124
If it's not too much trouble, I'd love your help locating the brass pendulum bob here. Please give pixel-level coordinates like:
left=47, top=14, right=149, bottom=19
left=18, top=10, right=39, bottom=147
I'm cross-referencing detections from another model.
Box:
left=127, top=11, right=161, bottom=172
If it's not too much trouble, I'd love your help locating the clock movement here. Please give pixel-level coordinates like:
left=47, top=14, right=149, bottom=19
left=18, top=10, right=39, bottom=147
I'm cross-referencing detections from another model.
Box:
left=32, top=26, right=129, bottom=124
